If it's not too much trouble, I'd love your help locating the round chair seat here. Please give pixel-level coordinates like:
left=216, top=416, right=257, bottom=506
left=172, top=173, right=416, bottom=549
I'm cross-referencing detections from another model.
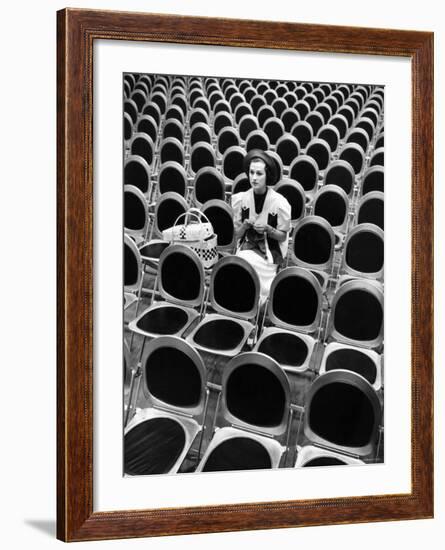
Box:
left=139, top=241, right=169, bottom=259
left=257, top=332, right=309, bottom=367
left=202, top=436, right=272, bottom=472
left=194, top=319, right=244, bottom=351
left=124, top=417, right=186, bottom=475
left=325, top=348, right=377, bottom=385
left=303, top=456, right=347, bottom=467
left=135, top=306, right=189, bottom=335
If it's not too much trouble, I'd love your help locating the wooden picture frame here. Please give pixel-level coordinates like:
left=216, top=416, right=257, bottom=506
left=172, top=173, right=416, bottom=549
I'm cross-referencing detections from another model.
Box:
left=57, top=8, right=434, bottom=542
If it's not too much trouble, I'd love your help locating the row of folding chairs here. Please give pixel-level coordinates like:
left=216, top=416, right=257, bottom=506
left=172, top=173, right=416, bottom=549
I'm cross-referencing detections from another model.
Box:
left=124, top=240, right=383, bottom=392
left=124, top=183, right=384, bottom=288
left=124, top=73, right=383, bottom=156
left=124, top=336, right=382, bottom=475
left=123, top=74, right=384, bottom=199
left=124, top=149, right=383, bottom=205
left=123, top=75, right=385, bottom=475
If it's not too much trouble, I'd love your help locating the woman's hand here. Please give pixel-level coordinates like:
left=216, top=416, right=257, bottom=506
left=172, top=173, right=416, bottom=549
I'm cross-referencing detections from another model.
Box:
left=253, top=221, right=269, bottom=234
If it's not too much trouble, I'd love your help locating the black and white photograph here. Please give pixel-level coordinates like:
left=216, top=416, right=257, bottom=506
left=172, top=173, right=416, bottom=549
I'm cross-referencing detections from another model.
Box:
left=122, top=71, right=385, bottom=476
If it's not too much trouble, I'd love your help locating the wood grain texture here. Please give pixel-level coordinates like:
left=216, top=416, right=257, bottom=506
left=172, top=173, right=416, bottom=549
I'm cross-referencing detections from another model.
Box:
left=57, top=8, right=434, bottom=542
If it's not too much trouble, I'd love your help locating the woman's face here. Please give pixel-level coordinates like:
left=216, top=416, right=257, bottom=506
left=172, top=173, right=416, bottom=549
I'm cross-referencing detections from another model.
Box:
left=249, top=159, right=267, bottom=194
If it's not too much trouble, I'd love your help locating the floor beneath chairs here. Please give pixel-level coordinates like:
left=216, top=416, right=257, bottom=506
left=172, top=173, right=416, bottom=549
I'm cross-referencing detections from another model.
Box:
left=124, top=268, right=383, bottom=474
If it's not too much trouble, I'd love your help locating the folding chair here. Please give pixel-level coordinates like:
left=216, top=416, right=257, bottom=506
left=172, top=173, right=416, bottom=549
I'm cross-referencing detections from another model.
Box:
left=317, top=124, right=340, bottom=155
left=324, top=95, right=340, bottom=116
left=129, top=244, right=205, bottom=344
left=148, top=168, right=184, bottom=211
left=221, top=145, right=246, bottom=183
left=124, top=336, right=208, bottom=474
left=295, top=445, right=364, bottom=467
left=346, top=127, right=370, bottom=155
left=234, top=102, right=254, bottom=125
left=271, top=97, right=288, bottom=118
left=283, top=92, right=297, bottom=108
left=257, top=104, right=275, bottom=127
left=129, top=132, right=155, bottom=169
left=239, top=114, right=259, bottom=142
left=374, top=133, right=384, bottom=150
left=137, top=114, right=158, bottom=146
left=280, top=107, right=300, bottom=132
left=306, top=138, right=331, bottom=171
left=124, top=234, right=144, bottom=314
left=328, top=114, right=348, bottom=140
left=194, top=96, right=211, bottom=117
left=315, top=102, right=333, bottom=125
left=295, top=369, right=382, bottom=465
left=326, top=279, right=384, bottom=351
left=289, top=215, right=335, bottom=290
left=362, top=108, right=379, bottom=128
left=323, top=159, right=355, bottom=197
left=290, top=120, right=313, bottom=150
left=213, top=99, right=232, bottom=117
left=318, top=342, right=382, bottom=391
left=124, top=98, right=138, bottom=124
left=192, top=166, right=225, bottom=207
left=294, top=99, right=311, bottom=120
left=344, top=97, right=360, bottom=119
left=162, top=118, right=184, bottom=143
left=148, top=191, right=188, bottom=240
left=214, top=112, right=233, bottom=136
left=361, top=165, right=384, bottom=195
left=306, top=112, right=325, bottom=136
left=304, top=93, right=317, bottom=111
left=339, top=223, right=384, bottom=283
left=356, top=191, right=384, bottom=230
left=250, top=94, right=267, bottom=116
left=289, top=155, right=319, bottom=200
left=190, top=123, right=212, bottom=147
left=245, top=129, right=270, bottom=153
left=231, top=173, right=250, bottom=195
left=196, top=352, right=292, bottom=472
left=312, top=185, right=349, bottom=246
left=186, top=255, right=260, bottom=356
left=275, top=179, right=306, bottom=224
left=337, top=105, right=355, bottom=128
left=124, top=185, right=150, bottom=244
left=170, top=94, right=187, bottom=118
left=124, top=112, right=133, bottom=142
left=159, top=137, right=185, bottom=166
left=201, top=199, right=236, bottom=253
left=124, top=155, right=152, bottom=197
left=263, top=117, right=285, bottom=147
left=339, top=142, right=365, bottom=176
left=370, top=147, right=384, bottom=167
left=130, top=89, right=147, bottom=112
left=254, top=267, right=322, bottom=372
left=190, top=142, right=216, bottom=176
left=355, top=117, right=375, bottom=142
left=151, top=91, right=167, bottom=115
left=275, top=134, right=301, bottom=168
left=189, top=107, right=209, bottom=128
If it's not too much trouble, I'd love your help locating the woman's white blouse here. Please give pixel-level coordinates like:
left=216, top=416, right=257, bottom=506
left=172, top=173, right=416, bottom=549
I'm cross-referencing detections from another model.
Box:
left=231, top=188, right=292, bottom=260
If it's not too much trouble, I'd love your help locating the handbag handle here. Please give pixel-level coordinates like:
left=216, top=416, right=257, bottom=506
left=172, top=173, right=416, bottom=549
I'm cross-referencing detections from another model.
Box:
left=172, top=208, right=212, bottom=229
left=170, top=208, right=213, bottom=244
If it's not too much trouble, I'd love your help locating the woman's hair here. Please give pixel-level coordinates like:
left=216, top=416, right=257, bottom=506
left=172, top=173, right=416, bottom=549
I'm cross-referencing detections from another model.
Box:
left=243, top=148, right=278, bottom=186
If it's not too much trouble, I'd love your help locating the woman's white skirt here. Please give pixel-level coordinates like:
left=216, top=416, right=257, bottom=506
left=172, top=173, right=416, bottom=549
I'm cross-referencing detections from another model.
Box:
left=237, top=249, right=277, bottom=304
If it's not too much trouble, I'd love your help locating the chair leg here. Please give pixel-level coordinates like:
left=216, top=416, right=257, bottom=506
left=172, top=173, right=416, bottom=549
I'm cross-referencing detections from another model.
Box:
left=124, top=364, right=142, bottom=427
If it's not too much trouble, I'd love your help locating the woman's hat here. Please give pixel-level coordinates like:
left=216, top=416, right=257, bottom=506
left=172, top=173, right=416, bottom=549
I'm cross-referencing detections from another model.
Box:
left=243, top=149, right=279, bottom=186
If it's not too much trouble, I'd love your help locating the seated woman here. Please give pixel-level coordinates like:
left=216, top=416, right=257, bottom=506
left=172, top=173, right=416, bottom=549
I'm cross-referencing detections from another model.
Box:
left=231, top=149, right=291, bottom=303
